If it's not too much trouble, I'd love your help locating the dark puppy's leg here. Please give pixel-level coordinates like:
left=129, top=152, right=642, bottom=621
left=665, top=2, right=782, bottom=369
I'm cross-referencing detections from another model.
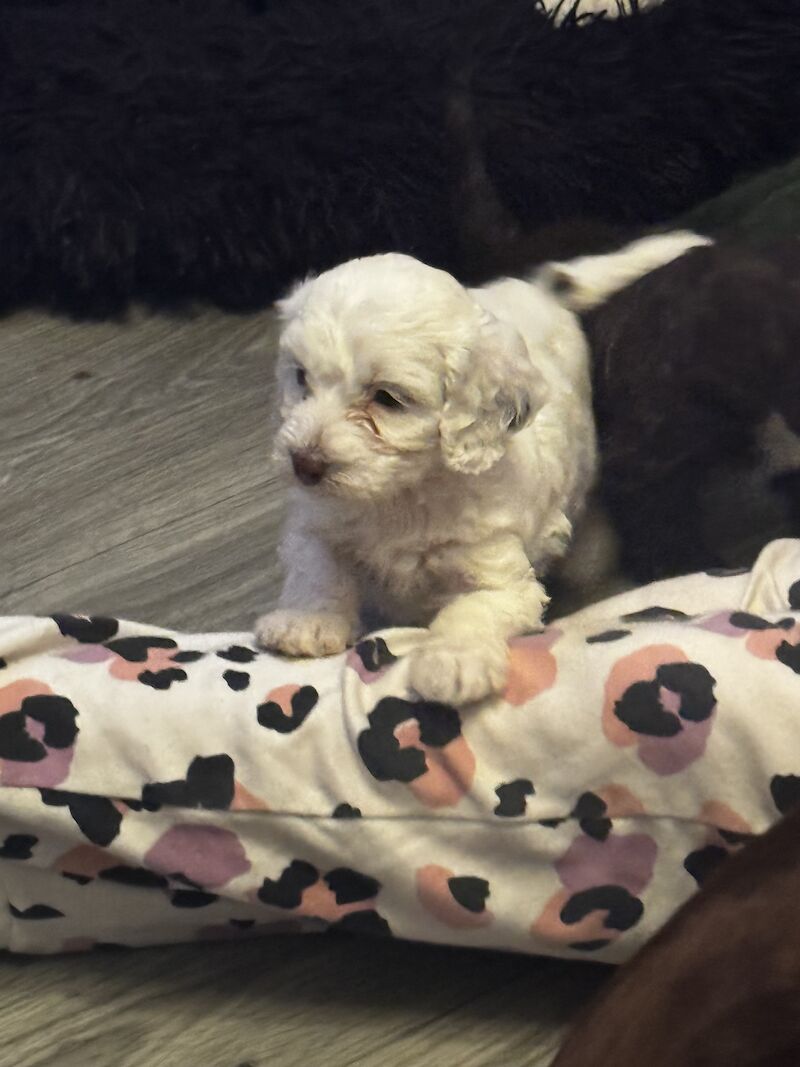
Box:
left=603, top=465, right=725, bottom=584
left=552, top=804, right=800, bottom=1067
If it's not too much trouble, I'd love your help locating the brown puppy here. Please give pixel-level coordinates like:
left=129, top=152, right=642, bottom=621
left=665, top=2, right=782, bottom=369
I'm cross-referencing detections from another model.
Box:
left=551, top=804, right=800, bottom=1067
left=580, top=239, right=800, bottom=583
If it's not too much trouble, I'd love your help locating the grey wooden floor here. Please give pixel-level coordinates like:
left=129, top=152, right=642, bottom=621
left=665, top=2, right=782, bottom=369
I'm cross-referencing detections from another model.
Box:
left=0, top=307, right=607, bottom=1067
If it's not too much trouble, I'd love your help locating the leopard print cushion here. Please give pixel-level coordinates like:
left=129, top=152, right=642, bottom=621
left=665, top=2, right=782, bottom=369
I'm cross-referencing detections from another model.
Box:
left=0, top=539, right=798, bottom=958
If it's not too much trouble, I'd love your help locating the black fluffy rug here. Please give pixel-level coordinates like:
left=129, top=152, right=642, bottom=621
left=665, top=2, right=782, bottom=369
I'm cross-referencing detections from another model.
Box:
left=3, top=0, right=800, bottom=316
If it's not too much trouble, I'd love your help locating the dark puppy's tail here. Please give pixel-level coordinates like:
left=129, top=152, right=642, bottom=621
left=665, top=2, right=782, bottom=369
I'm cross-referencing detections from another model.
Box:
left=538, top=230, right=711, bottom=311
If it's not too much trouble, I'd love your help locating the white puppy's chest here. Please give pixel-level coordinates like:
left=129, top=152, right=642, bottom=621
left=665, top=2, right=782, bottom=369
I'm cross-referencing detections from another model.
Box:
left=315, top=461, right=553, bottom=623
left=322, top=492, right=488, bottom=623
left=355, top=540, right=472, bottom=623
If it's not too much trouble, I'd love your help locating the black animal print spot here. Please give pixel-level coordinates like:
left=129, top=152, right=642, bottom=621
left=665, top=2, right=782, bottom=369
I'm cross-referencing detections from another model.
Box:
left=447, top=876, right=489, bottom=914
left=223, top=669, right=250, bottom=691
left=122, top=796, right=162, bottom=815
left=771, top=774, right=800, bottom=816
left=0, top=834, right=37, bottom=860
left=561, top=885, right=643, bottom=943
left=170, top=890, right=219, bottom=908
left=614, top=662, right=716, bottom=737
left=332, top=803, right=362, bottom=819
left=102, top=635, right=190, bottom=688
left=324, top=868, right=380, bottom=905
left=138, top=667, right=187, bottom=690
left=258, top=860, right=319, bottom=909
left=728, top=612, right=795, bottom=632
left=776, top=640, right=800, bottom=674
left=329, top=910, right=392, bottom=937
left=217, top=646, right=258, bottom=664
left=62, top=873, right=92, bottom=886
left=23, top=696, right=79, bottom=748
left=171, top=650, right=204, bottom=664
left=615, top=681, right=681, bottom=737
left=357, top=697, right=462, bottom=783
left=0, top=713, right=47, bottom=762
left=229, top=918, right=255, bottom=930
left=40, top=790, right=122, bottom=846
left=586, top=629, right=632, bottom=644
left=257, top=686, right=318, bottom=733
left=9, top=903, right=64, bottom=920
left=655, top=663, right=716, bottom=723
left=105, top=636, right=177, bottom=662
left=52, top=614, right=119, bottom=643
left=353, top=637, right=398, bottom=673
left=572, top=792, right=612, bottom=841
left=0, top=658, right=6, bottom=670
left=142, top=754, right=235, bottom=811
left=494, top=779, right=535, bottom=817
left=683, top=844, right=729, bottom=887
left=125, top=795, right=163, bottom=814
left=413, top=702, right=464, bottom=748
left=621, top=606, right=692, bottom=623
left=0, top=695, right=79, bottom=762
left=581, top=820, right=612, bottom=842
left=572, top=792, right=606, bottom=819
left=98, top=866, right=168, bottom=889
left=790, top=580, right=800, bottom=610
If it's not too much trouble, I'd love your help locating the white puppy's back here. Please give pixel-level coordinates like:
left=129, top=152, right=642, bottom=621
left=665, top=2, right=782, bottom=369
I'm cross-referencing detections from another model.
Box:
left=470, top=276, right=596, bottom=565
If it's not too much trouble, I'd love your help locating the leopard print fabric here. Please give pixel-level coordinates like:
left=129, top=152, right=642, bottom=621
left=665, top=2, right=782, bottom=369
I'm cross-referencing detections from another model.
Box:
left=0, top=538, right=798, bottom=958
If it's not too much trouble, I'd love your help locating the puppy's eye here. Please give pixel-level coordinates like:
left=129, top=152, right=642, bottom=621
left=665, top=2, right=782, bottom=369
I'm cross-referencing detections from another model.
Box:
left=295, top=366, right=307, bottom=389
left=372, top=389, right=404, bottom=410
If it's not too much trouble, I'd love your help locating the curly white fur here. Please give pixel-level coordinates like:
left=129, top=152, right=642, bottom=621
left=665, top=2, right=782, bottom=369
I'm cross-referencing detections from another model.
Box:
left=256, top=235, right=706, bottom=703
left=255, top=252, right=596, bottom=704
left=539, top=231, right=712, bottom=311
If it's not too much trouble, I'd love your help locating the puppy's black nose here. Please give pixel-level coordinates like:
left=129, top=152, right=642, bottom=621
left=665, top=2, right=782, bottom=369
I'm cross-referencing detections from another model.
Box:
left=290, top=450, right=329, bottom=486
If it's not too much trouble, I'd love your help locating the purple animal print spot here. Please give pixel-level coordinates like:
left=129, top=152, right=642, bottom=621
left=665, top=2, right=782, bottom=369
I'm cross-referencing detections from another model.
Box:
left=556, top=832, right=657, bottom=897
left=1, top=744, right=74, bottom=788
left=144, top=824, right=251, bottom=889
left=694, top=612, right=751, bottom=638
left=60, top=645, right=114, bottom=664
left=637, top=713, right=715, bottom=776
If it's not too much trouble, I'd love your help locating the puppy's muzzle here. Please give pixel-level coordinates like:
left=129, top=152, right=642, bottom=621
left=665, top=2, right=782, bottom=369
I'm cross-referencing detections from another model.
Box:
left=290, top=449, right=329, bottom=487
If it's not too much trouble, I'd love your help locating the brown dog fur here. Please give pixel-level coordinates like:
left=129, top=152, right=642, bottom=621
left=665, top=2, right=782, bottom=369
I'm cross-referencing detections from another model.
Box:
left=552, top=804, right=800, bottom=1067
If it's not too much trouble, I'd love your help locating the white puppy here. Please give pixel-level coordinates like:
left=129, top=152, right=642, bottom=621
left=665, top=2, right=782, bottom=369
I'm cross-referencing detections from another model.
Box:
left=255, top=237, right=701, bottom=704
left=254, top=251, right=591, bottom=705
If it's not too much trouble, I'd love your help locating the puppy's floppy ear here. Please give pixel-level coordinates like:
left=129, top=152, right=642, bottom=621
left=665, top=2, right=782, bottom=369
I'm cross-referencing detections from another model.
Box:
left=275, top=275, right=315, bottom=320
left=440, top=310, right=549, bottom=475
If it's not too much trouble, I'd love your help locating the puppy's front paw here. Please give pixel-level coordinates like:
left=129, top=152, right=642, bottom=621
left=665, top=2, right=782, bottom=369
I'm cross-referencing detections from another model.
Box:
left=408, top=638, right=509, bottom=706
left=254, top=610, right=354, bottom=658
